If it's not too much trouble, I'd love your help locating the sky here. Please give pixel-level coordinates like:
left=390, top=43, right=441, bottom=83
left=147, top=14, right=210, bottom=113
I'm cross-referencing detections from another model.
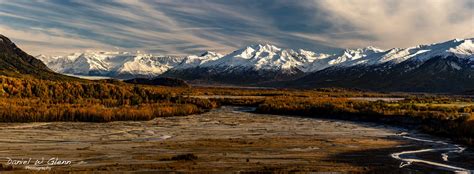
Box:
left=0, top=0, right=473, bottom=56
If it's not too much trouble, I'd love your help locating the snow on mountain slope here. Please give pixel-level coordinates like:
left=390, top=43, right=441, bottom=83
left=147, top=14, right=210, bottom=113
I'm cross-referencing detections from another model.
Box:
left=376, top=38, right=474, bottom=64
left=37, top=55, right=66, bottom=72
left=116, top=54, right=184, bottom=76
left=40, top=51, right=125, bottom=75
left=174, top=51, right=222, bottom=69
left=307, top=46, right=385, bottom=72
left=39, top=51, right=183, bottom=78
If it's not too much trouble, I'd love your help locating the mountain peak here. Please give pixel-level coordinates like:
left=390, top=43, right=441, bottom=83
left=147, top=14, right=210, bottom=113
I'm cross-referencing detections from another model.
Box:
left=364, top=46, right=384, bottom=52
left=200, top=51, right=221, bottom=57
left=248, top=43, right=282, bottom=52
left=452, top=38, right=473, bottom=43
left=344, top=46, right=384, bottom=54
left=227, top=43, right=285, bottom=60
left=448, top=38, right=474, bottom=59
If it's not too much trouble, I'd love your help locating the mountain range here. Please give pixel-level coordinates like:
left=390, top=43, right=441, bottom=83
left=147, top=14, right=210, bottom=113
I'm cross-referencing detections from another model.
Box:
left=37, top=51, right=185, bottom=79
left=37, top=38, right=474, bottom=92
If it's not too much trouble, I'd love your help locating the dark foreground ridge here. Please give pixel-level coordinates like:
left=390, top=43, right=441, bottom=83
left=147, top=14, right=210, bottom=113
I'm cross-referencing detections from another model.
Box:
left=0, top=34, right=77, bottom=80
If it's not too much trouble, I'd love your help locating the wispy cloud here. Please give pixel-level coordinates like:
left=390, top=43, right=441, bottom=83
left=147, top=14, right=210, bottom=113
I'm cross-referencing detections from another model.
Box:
left=0, top=0, right=472, bottom=56
left=296, top=0, right=474, bottom=49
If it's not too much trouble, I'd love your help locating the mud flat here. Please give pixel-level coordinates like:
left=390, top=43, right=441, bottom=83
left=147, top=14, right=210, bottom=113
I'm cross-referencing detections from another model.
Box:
left=0, top=106, right=472, bottom=173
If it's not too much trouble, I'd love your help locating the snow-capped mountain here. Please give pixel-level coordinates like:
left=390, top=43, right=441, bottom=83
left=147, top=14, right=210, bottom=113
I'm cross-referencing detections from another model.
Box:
left=39, top=51, right=184, bottom=78
left=290, top=38, right=474, bottom=92
left=305, top=38, right=474, bottom=72
left=38, top=38, right=473, bottom=91
left=199, top=44, right=317, bottom=73
left=162, top=44, right=331, bottom=84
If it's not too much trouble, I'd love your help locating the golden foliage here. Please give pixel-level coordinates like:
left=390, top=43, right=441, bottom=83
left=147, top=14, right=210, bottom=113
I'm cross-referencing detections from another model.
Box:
left=0, top=75, right=214, bottom=122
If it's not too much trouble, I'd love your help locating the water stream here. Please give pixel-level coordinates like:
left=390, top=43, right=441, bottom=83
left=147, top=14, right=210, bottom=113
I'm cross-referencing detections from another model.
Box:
left=391, top=132, right=471, bottom=173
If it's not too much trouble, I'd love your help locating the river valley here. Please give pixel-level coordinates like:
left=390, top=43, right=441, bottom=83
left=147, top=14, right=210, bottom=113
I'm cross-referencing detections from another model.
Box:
left=0, top=106, right=472, bottom=173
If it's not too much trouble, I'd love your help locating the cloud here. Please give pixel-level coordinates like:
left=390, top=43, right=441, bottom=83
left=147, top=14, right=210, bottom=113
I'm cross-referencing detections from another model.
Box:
left=0, top=0, right=472, bottom=57
left=298, top=0, right=474, bottom=49
left=0, top=25, right=114, bottom=55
